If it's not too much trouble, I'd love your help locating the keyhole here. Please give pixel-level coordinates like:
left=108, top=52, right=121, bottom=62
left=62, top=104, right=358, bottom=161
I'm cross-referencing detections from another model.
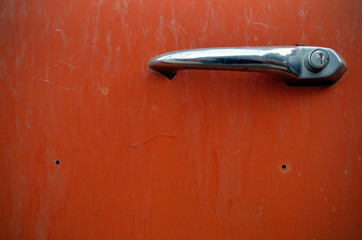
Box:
left=318, top=53, right=323, bottom=64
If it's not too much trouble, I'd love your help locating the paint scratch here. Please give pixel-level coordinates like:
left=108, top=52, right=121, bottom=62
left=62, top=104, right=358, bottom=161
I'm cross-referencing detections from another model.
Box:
left=245, top=8, right=280, bottom=29
left=249, top=22, right=279, bottom=29
left=37, top=78, right=76, bottom=92
left=129, top=134, right=178, bottom=149
left=130, top=131, right=199, bottom=149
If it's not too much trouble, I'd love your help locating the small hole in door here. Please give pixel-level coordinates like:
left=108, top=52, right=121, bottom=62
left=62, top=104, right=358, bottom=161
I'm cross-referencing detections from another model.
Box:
left=281, top=164, right=287, bottom=169
left=55, top=160, right=60, bottom=165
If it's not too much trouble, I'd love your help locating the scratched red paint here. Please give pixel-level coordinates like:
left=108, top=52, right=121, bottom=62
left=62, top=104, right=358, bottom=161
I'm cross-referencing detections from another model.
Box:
left=0, top=0, right=361, bottom=239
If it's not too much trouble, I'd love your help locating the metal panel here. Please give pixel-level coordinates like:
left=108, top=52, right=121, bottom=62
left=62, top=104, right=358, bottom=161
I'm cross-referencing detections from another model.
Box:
left=0, top=0, right=361, bottom=239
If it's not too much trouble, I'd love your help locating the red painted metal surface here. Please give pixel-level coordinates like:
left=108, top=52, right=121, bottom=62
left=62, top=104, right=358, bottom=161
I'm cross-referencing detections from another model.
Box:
left=1, top=0, right=361, bottom=239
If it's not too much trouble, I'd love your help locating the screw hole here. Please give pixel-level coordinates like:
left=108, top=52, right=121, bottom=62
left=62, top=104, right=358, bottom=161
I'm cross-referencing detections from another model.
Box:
left=299, top=141, right=303, bottom=145
left=55, top=160, right=60, bottom=165
left=281, top=164, right=287, bottom=169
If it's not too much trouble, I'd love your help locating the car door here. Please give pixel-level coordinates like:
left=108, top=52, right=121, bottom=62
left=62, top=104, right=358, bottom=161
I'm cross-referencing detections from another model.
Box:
left=1, top=0, right=361, bottom=239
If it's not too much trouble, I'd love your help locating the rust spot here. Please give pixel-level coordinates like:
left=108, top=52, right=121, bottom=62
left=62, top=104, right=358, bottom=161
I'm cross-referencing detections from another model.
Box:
left=100, top=88, right=109, bottom=95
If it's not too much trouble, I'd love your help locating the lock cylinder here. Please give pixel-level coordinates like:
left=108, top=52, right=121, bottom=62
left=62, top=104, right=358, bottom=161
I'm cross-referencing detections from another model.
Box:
left=305, top=49, right=330, bottom=72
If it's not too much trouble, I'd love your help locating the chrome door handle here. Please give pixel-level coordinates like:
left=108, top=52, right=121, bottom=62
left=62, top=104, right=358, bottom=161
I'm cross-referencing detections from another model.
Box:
left=148, top=46, right=347, bottom=85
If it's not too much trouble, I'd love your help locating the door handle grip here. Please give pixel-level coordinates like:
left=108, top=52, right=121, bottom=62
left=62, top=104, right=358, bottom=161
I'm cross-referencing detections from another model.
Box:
left=148, top=46, right=346, bottom=85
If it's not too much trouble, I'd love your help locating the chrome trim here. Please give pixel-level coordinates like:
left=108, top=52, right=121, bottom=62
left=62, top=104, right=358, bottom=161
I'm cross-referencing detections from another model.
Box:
left=148, top=46, right=346, bottom=85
